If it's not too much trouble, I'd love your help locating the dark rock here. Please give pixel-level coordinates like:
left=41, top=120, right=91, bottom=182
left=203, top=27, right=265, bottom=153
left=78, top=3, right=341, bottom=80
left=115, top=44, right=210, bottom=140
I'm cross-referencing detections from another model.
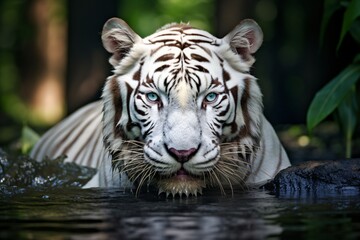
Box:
left=0, top=148, right=97, bottom=195
left=265, top=159, right=360, bottom=197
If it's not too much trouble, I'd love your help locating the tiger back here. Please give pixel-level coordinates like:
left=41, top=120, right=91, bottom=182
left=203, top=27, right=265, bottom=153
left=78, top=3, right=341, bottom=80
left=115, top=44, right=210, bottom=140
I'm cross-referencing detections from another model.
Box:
left=31, top=18, right=291, bottom=196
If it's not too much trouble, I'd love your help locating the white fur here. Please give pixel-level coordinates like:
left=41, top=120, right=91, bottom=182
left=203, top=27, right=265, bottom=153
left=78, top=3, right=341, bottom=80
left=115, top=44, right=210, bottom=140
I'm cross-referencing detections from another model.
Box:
left=30, top=18, right=290, bottom=190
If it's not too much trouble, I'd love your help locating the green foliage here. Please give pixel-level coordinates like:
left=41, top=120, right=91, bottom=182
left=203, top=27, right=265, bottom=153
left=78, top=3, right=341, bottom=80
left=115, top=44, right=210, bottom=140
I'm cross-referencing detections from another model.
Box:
left=20, top=125, right=40, bottom=155
left=307, top=63, right=360, bottom=131
left=336, top=87, right=358, bottom=157
left=319, top=0, right=342, bottom=47
left=0, top=0, right=27, bottom=123
left=337, top=0, right=360, bottom=50
left=119, top=0, right=214, bottom=36
left=307, top=0, right=360, bottom=158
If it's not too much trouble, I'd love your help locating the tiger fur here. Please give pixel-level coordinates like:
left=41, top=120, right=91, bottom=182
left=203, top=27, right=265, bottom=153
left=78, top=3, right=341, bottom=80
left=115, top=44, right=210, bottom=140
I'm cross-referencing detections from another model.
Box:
left=30, top=18, right=290, bottom=197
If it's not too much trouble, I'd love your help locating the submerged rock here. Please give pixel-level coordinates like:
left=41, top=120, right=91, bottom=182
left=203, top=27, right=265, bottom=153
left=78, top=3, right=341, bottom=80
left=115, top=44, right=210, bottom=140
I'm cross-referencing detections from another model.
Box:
left=265, top=159, right=360, bottom=197
left=0, top=148, right=96, bottom=194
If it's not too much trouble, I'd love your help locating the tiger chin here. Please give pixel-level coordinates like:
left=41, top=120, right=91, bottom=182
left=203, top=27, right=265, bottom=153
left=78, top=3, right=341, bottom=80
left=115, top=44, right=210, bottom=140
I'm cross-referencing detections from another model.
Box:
left=30, top=18, right=291, bottom=198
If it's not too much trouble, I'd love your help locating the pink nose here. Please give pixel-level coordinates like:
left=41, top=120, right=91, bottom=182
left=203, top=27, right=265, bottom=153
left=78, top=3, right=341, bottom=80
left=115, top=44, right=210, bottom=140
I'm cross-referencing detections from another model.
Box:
left=168, top=147, right=198, bottom=163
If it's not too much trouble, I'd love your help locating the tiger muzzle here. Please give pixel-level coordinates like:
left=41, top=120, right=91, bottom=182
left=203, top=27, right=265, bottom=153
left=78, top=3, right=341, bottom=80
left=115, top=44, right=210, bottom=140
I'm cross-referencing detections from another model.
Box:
left=166, top=146, right=199, bottom=163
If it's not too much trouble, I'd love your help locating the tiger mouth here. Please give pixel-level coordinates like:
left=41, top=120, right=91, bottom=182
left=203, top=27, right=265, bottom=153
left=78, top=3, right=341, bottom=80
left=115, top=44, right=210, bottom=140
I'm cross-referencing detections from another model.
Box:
left=156, top=168, right=206, bottom=198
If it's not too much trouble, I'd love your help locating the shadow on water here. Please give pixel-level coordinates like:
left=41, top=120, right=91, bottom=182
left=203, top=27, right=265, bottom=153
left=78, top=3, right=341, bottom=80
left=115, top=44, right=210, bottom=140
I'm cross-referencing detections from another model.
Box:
left=1, top=187, right=360, bottom=240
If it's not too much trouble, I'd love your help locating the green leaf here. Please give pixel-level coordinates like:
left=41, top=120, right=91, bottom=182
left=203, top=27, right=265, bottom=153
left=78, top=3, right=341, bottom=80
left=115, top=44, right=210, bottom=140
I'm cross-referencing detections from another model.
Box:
left=337, top=0, right=360, bottom=50
left=336, top=87, right=358, bottom=158
left=350, top=18, right=360, bottom=44
left=319, top=0, right=342, bottom=47
left=354, top=53, right=360, bottom=63
left=21, top=125, right=40, bottom=155
left=307, top=63, right=360, bottom=132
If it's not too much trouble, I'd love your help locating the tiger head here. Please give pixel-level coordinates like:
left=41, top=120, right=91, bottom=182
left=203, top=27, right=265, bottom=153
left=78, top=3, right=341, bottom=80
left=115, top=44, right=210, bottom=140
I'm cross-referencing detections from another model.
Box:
left=101, top=18, right=263, bottom=197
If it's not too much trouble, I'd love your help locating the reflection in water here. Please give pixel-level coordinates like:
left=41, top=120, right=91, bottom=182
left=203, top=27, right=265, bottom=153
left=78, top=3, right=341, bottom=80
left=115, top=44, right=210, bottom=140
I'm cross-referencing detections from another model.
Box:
left=118, top=215, right=282, bottom=239
left=0, top=188, right=359, bottom=239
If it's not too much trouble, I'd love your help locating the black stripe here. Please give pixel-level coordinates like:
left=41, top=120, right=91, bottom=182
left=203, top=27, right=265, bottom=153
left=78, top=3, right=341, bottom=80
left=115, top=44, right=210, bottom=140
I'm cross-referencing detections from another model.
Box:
left=194, top=65, right=209, bottom=73
left=217, top=101, right=230, bottom=117
left=109, top=77, right=123, bottom=138
left=190, top=53, right=209, bottom=62
left=155, top=54, right=175, bottom=62
left=194, top=157, right=218, bottom=167
left=154, top=64, right=170, bottom=72
left=223, top=69, right=230, bottom=81
left=133, top=63, right=143, bottom=81
left=143, top=124, right=154, bottom=139
left=125, top=83, right=134, bottom=133
left=134, top=101, right=146, bottom=116
left=144, top=152, right=166, bottom=165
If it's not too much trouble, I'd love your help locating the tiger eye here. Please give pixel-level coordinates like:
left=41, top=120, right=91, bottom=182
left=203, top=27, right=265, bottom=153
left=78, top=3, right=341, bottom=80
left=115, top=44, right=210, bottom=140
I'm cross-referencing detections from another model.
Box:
left=146, top=92, right=160, bottom=102
left=205, top=92, right=218, bottom=103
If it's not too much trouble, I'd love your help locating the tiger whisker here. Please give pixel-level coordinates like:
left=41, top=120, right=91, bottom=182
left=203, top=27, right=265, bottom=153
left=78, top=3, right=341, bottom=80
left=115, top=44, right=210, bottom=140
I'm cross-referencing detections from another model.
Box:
left=112, top=155, right=144, bottom=164
left=119, top=149, right=144, bottom=154
left=122, top=160, right=147, bottom=168
left=216, top=163, right=242, bottom=182
left=220, top=154, right=248, bottom=160
left=219, top=161, right=251, bottom=170
left=118, top=156, right=145, bottom=163
left=123, top=163, right=147, bottom=173
left=216, top=165, right=238, bottom=177
left=122, top=162, right=148, bottom=169
left=214, top=165, right=235, bottom=196
left=219, top=158, right=251, bottom=167
left=135, top=166, right=154, bottom=196
left=122, top=164, right=149, bottom=173
left=210, top=169, right=226, bottom=195
left=220, top=142, right=260, bottom=148
left=221, top=150, right=255, bottom=155
left=128, top=170, right=147, bottom=184
left=122, top=140, right=145, bottom=148
left=122, top=139, right=145, bottom=144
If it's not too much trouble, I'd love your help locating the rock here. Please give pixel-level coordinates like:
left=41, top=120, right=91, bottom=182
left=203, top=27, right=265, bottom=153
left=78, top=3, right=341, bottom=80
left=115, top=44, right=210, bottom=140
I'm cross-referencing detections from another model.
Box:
left=0, top=148, right=97, bottom=195
left=265, top=159, right=360, bottom=197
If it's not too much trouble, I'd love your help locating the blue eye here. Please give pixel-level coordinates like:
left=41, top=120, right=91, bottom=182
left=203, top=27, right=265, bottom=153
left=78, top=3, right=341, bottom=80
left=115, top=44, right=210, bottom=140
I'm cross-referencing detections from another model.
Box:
left=146, top=92, right=160, bottom=102
left=205, top=92, right=218, bottom=103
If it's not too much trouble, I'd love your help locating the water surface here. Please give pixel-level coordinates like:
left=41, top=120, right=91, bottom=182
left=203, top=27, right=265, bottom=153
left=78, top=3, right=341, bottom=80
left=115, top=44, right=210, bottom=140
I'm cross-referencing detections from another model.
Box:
left=1, top=188, right=359, bottom=240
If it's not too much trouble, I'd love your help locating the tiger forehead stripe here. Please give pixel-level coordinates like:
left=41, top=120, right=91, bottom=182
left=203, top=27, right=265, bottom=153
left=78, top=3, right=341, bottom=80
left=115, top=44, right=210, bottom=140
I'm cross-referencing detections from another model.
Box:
left=211, top=78, right=222, bottom=86
left=149, top=28, right=215, bottom=45
left=155, top=53, right=175, bottom=62
left=190, top=53, right=209, bottom=62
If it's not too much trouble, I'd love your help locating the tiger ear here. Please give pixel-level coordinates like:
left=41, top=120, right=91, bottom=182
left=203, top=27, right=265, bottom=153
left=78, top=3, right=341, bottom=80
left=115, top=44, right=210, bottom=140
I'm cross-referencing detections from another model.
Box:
left=102, top=18, right=142, bottom=66
left=223, top=19, right=263, bottom=63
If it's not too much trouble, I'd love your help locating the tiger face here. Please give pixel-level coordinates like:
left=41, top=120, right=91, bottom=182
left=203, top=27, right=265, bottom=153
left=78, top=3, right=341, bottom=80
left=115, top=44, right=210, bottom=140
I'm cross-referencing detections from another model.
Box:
left=101, top=18, right=263, bottom=197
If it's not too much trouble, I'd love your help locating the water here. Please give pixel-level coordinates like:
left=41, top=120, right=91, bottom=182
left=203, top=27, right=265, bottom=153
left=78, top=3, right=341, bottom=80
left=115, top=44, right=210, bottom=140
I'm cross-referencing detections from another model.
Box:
left=1, top=187, right=359, bottom=240
left=1, top=149, right=360, bottom=239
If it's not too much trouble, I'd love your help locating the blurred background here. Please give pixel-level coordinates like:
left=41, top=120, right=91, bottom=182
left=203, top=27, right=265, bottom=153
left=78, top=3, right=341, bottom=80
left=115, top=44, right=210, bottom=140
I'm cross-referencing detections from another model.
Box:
left=0, top=0, right=359, bottom=160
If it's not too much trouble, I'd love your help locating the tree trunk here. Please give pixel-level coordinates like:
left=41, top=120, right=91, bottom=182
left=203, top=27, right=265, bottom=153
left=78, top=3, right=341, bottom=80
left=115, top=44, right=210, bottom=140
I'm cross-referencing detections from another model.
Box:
left=19, top=0, right=67, bottom=125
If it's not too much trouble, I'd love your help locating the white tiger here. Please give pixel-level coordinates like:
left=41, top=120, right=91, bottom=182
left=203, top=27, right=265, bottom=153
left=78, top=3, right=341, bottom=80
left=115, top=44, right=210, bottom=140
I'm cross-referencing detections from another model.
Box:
left=30, top=18, right=290, bottom=197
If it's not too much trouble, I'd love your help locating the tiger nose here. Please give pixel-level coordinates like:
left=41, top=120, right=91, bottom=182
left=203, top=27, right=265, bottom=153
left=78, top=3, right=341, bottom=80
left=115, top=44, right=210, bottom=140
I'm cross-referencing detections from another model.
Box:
left=167, top=147, right=198, bottom=163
